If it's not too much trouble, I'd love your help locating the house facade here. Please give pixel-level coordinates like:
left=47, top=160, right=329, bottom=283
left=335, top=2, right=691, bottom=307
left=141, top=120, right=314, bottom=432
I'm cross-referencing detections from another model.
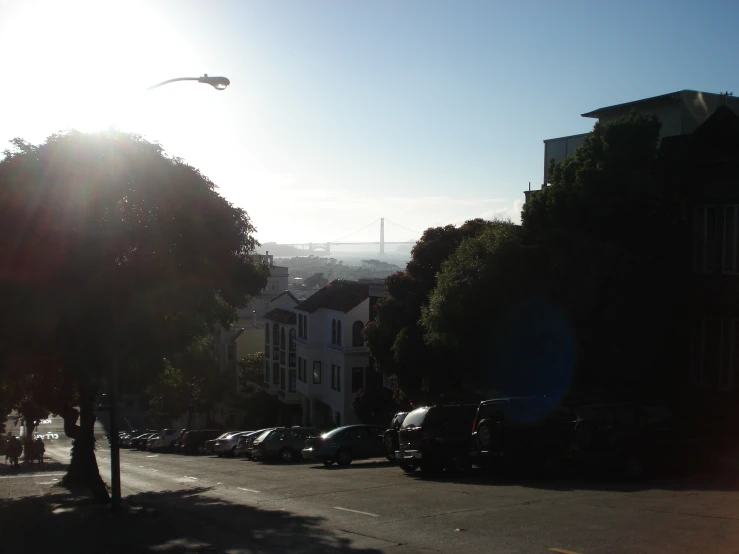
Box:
left=261, top=280, right=387, bottom=429
left=263, top=291, right=300, bottom=421
left=659, top=107, right=739, bottom=418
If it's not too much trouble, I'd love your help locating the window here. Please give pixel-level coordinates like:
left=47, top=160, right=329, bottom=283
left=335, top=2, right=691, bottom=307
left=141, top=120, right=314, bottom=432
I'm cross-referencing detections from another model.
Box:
left=724, top=205, right=739, bottom=274
left=297, top=356, right=303, bottom=381
left=289, top=370, right=296, bottom=392
left=265, top=323, right=270, bottom=344
left=273, top=347, right=279, bottom=361
left=302, top=358, right=308, bottom=382
left=227, top=343, right=236, bottom=362
left=289, top=329, right=296, bottom=351
left=280, top=365, right=286, bottom=390
left=280, top=328, right=286, bottom=350
left=336, top=365, right=341, bottom=391
left=271, top=283, right=277, bottom=291
left=337, top=321, right=342, bottom=346
left=331, top=319, right=336, bottom=344
left=298, top=314, right=303, bottom=338
left=289, top=353, right=296, bottom=367
left=273, top=362, right=280, bottom=385
left=280, top=350, right=285, bottom=364
left=273, top=323, right=279, bottom=345
left=352, top=367, right=364, bottom=393
left=304, top=315, right=308, bottom=340
left=383, top=373, right=398, bottom=391
left=265, top=344, right=270, bottom=359
left=336, top=411, right=341, bottom=427
left=313, top=361, right=322, bottom=384
left=352, top=321, right=364, bottom=347
left=265, top=360, right=270, bottom=383
left=694, top=205, right=718, bottom=273
left=331, top=364, right=336, bottom=390
left=719, top=318, right=738, bottom=391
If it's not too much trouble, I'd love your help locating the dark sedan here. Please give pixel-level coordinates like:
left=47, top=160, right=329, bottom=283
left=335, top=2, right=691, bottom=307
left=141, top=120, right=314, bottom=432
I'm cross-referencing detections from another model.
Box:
left=302, top=425, right=386, bottom=466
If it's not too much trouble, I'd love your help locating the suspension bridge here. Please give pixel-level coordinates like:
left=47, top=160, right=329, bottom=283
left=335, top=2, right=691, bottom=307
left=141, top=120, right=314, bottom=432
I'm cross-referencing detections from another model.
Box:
left=276, top=218, right=419, bottom=255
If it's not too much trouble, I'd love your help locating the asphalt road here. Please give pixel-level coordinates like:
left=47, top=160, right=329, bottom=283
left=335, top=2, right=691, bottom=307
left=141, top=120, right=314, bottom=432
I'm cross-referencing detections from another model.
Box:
left=37, top=417, right=739, bottom=553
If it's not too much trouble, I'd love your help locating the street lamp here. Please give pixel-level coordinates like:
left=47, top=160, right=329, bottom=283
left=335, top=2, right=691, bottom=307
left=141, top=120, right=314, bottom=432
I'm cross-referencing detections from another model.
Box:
left=147, top=73, right=231, bottom=91
left=108, top=72, right=230, bottom=515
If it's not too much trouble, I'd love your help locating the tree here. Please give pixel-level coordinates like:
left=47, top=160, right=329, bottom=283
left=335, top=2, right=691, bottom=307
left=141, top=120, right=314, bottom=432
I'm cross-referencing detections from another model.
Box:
left=237, top=352, right=265, bottom=392
left=364, top=219, right=495, bottom=404
left=0, top=131, right=267, bottom=501
left=521, top=110, right=692, bottom=398
left=422, top=223, right=575, bottom=400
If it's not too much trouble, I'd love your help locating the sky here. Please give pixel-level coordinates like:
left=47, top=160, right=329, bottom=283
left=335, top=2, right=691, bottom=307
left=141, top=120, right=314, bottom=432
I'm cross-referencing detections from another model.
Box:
left=1, top=0, right=738, bottom=245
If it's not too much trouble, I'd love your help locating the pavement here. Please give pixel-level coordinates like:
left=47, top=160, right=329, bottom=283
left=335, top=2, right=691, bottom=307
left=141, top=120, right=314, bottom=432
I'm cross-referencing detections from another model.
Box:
left=2, top=417, right=739, bottom=553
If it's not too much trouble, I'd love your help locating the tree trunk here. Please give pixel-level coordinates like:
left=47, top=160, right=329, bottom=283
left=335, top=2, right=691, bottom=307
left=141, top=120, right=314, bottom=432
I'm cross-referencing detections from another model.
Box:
left=61, top=387, right=110, bottom=503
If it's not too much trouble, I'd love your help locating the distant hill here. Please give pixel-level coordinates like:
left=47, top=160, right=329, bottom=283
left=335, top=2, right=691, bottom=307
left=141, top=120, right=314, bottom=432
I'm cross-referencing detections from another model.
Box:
left=258, top=242, right=307, bottom=257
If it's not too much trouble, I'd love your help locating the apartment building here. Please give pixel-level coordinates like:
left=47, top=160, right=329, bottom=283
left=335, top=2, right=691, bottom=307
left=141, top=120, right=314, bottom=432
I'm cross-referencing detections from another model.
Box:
left=261, top=279, right=387, bottom=429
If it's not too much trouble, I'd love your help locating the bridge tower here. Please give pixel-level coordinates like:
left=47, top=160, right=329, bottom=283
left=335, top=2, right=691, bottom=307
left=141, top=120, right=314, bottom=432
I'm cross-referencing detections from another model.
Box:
left=380, top=218, right=385, bottom=255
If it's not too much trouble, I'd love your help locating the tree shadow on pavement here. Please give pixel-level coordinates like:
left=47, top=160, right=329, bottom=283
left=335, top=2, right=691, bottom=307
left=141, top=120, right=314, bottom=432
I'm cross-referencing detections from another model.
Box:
left=0, top=486, right=388, bottom=554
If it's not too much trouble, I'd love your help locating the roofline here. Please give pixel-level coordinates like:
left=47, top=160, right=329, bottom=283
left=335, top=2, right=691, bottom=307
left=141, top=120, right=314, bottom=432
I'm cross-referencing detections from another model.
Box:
left=581, top=90, right=692, bottom=118
left=543, top=132, right=590, bottom=143
left=270, top=290, right=299, bottom=304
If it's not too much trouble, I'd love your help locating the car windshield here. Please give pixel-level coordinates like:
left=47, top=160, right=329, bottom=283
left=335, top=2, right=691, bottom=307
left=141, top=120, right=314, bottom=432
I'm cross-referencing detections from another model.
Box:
left=321, top=427, right=347, bottom=439
left=255, top=430, right=272, bottom=441
left=396, top=413, right=407, bottom=426
left=401, top=408, right=429, bottom=428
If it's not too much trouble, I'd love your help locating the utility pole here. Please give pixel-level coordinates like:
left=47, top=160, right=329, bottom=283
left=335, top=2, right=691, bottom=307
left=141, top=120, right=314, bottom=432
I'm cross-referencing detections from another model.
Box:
left=380, top=218, right=385, bottom=255
left=109, top=350, right=121, bottom=514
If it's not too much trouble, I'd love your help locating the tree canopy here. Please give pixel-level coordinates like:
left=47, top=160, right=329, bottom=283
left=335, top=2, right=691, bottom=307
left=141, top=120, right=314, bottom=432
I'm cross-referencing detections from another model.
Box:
left=0, top=130, right=267, bottom=499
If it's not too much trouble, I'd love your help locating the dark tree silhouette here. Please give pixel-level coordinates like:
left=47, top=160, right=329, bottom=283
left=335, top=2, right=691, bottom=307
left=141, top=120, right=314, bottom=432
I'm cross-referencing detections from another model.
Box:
left=0, top=131, right=267, bottom=501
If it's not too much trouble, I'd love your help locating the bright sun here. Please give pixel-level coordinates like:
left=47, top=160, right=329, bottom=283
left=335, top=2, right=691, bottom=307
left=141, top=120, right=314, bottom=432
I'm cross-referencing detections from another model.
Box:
left=2, top=0, right=188, bottom=136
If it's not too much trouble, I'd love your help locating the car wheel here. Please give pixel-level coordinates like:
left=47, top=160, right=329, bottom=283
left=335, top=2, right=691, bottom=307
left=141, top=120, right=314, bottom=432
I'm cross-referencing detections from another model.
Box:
left=323, top=460, right=334, bottom=467
left=384, top=435, right=396, bottom=462
left=336, top=449, right=352, bottom=466
left=279, top=448, right=295, bottom=463
left=477, top=422, right=492, bottom=449
left=399, top=462, right=417, bottom=473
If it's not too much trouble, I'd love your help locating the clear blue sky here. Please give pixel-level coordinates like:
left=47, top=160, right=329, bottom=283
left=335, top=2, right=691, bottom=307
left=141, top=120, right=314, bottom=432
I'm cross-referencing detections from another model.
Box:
left=1, top=0, right=738, bottom=243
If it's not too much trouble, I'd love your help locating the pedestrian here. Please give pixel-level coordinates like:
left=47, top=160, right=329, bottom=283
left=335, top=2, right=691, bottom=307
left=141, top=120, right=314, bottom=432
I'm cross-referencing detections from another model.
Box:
left=6, top=435, right=21, bottom=468
left=34, top=437, right=45, bottom=464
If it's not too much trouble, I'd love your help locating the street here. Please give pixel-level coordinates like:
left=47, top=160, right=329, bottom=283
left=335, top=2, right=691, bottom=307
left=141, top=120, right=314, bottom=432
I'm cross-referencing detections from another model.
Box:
left=21, top=417, right=738, bottom=553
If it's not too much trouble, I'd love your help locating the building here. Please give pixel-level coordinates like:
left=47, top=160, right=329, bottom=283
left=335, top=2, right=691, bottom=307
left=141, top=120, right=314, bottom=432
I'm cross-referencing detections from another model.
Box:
left=239, top=252, right=289, bottom=319
left=263, top=291, right=300, bottom=419
left=659, top=106, right=739, bottom=411
left=260, top=280, right=388, bottom=429
left=529, top=90, right=739, bottom=202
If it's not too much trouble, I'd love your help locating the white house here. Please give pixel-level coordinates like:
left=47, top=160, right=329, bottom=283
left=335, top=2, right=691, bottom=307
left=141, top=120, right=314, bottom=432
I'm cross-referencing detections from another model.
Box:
left=261, top=280, right=387, bottom=429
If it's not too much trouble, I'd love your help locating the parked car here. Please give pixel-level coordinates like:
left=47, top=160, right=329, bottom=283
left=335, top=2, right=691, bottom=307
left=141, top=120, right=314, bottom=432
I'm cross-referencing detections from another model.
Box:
left=251, top=427, right=320, bottom=462
left=569, top=402, right=717, bottom=478
left=154, top=429, right=185, bottom=452
left=132, top=433, right=156, bottom=450
left=384, top=412, right=408, bottom=461
left=470, top=396, right=575, bottom=474
left=396, top=404, right=478, bottom=475
left=145, top=433, right=162, bottom=451
left=303, top=425, right=386, bottom=466
left=204, top=431, right=236, bottom=455
left=215, top=431, right=253, bottom=457
left=179, top=429, right=223, bottom=455
left=234, top=429, right=271, bottom=457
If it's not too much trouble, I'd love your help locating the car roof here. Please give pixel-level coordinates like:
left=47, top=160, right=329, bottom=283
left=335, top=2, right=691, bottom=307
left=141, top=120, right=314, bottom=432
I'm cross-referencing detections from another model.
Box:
left=480, top=396, right=544, bottom=405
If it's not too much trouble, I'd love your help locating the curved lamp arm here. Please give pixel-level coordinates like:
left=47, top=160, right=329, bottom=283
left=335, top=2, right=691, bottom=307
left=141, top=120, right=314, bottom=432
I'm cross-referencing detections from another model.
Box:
left=147, top=74, right=230, bottom=91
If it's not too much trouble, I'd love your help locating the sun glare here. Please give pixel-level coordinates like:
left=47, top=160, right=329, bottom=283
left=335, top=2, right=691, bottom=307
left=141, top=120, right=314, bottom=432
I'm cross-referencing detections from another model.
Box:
left=2, top=0, right=193, bottom=136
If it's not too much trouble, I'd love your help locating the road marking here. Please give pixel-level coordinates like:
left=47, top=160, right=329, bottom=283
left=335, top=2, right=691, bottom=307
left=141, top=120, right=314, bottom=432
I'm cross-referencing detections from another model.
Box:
left=185, top=476, right=198, bottom=480
left=549, top=549, right=583, bottom=554
left=237, top=487, right=260, bottom=493
left=333, top=507, right=380, bottom=517
left=146, top=455, right=158, bottom=458
left=37, top=482, right=56, bottom=485
left=0, top=473, right=66, bottom=480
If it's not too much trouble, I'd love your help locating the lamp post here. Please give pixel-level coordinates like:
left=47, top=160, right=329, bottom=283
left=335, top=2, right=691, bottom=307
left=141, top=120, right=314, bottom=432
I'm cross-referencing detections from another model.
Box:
left=147, top=74, right=230, bottom=91
left=108, top=72, right=230, bottom=514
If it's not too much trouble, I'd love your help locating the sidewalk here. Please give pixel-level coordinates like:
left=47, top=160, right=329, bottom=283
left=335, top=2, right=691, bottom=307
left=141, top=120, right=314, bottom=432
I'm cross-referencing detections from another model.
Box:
left=0, top=451, right=391, bottom=554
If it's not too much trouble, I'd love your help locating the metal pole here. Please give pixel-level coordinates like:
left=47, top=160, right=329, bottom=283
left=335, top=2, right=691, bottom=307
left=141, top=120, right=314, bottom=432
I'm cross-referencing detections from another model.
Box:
left=109, top=350, right=121, bottom=514
left=380, top=218, right=385, bottom=255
